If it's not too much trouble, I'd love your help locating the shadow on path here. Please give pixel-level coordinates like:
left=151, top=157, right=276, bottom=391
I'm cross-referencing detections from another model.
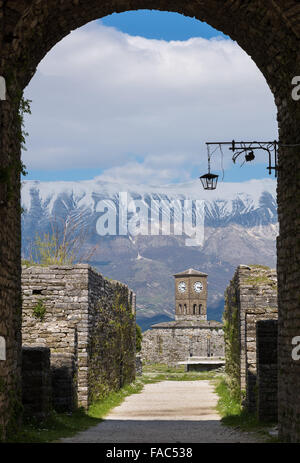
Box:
left=61, top=381, right=263, bottom=443
left=61, top=418, right=262, bottom=443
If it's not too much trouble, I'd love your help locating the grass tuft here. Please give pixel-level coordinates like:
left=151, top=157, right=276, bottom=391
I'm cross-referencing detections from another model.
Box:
left=8, top=381, right=144, bottom=443
left=88, top=380, right=144, bottom=418
left=214, top=376, right=278, bottom=441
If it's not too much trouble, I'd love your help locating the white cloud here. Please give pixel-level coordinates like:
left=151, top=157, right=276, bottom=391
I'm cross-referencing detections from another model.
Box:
left=23, top=21, right=278, bottom=184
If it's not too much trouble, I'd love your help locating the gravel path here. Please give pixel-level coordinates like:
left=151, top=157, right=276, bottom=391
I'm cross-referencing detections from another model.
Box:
left=61, top=381, right=264, bottom=443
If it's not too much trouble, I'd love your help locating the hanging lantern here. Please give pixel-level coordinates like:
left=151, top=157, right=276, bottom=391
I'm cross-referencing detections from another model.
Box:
left=245, top=150, right=255, bottom=162
left=199, top=145, right=219, bottom=190
left=199, top=172, right=219, bottom=190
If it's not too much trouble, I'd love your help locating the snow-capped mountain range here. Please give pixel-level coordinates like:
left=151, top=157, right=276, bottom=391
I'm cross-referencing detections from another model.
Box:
left=21, top=177, right=278, bottom=330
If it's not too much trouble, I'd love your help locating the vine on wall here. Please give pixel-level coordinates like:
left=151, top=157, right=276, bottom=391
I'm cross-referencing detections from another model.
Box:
left=223, top=285, right=241, bottom=401
left=0, top=92, right=30, bottom=205
left=88, top=286, right=136, bottom=404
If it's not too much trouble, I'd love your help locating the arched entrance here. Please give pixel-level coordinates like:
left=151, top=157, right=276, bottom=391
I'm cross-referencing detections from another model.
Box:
left=0, top=1, right=300, bottom=441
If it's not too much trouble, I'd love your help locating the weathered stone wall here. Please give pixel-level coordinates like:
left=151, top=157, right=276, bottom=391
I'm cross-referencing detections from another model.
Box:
left=22, top=347, right=52, bottom=420
left=1, top=0, right=300, bottom=442
left=0, top=100, right=22, bottom=441
left=141, top=321, right=224, bottom=365
left=224, top=265, right=278, bottom=409
left=256, top=320, right=278, bottom=423
left=22, top=264, right=136, bottom=410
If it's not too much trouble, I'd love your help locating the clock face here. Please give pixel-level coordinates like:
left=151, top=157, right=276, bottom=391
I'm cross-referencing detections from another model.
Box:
left=178, top=281, right=186, bottom=293
left=193, top=281, right=203, bottom=293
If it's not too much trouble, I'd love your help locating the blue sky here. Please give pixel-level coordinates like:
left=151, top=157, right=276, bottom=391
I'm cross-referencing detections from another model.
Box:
left=22, top=10, right=278, bottom=184
left=101, top=10, right=227, bottom=41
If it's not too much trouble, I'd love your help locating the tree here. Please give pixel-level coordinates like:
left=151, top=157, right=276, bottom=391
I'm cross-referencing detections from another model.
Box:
left=26, top=214, right=98, bottom=266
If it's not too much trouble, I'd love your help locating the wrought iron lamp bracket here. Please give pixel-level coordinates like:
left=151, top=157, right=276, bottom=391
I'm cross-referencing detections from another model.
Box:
left=205, top=140, right=279, bottom=178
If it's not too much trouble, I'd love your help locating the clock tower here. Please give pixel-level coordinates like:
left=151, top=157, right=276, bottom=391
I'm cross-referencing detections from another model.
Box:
left=174, top=268, right=208, bottom=321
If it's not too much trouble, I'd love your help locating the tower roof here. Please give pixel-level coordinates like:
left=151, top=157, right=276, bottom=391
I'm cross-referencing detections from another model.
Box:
left=174, top=268, right=208, bottom=277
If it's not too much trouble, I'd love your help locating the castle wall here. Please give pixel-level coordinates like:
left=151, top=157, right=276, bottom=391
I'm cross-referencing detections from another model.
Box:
left=224, top=265, right=278, bottom=409
left=141, top=322, right=224, bottom=365
left=22, top=264, right=136, bottom=410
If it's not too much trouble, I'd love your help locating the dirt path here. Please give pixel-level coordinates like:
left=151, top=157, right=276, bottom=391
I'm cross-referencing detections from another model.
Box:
left=61, top=381, right=264, bottom=443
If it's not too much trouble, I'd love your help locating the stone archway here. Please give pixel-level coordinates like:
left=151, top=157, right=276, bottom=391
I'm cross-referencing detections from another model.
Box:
left=0, top=0, right=300, bottom=442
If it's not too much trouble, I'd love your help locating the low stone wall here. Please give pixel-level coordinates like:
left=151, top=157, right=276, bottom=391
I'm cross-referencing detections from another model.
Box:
left=22, top=264, right=136, bottom=410
left=224, top=265, right=278, bottom=408
left=256, top=319, right=278, bottom=423
left=141, top=320, right=224, bottom=365
left=22, top=347, right=52, bottom=420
